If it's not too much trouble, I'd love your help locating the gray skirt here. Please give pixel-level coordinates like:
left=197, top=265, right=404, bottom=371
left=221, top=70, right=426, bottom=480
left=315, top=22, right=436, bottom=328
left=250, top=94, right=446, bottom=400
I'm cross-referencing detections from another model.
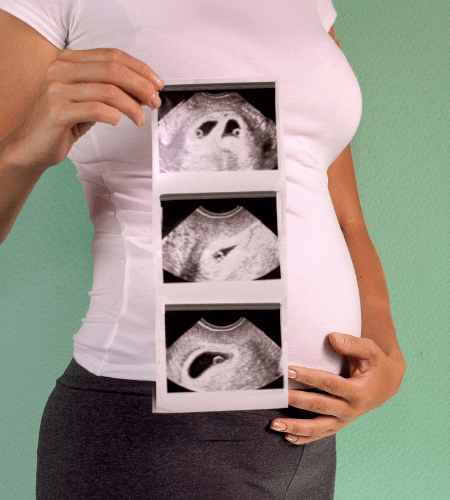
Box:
left=36, top=358, right=336, bottom=499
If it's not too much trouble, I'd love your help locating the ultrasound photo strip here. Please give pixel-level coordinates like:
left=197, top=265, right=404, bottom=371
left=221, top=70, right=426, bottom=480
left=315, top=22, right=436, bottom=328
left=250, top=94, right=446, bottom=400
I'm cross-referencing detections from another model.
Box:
left=151, top=80, right=288, bottom=412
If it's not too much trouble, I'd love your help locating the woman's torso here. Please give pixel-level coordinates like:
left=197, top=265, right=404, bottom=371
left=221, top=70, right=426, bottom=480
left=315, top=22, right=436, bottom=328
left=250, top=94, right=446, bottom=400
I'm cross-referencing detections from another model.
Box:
left=62, top=0, right=363, bottom=381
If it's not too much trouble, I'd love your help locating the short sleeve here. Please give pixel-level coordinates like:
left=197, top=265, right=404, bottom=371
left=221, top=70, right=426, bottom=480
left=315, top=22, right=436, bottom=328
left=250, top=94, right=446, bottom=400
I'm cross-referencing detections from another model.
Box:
left=316, top=0, right=337, bottom=32
left=0, top=0, right=77, bottom=49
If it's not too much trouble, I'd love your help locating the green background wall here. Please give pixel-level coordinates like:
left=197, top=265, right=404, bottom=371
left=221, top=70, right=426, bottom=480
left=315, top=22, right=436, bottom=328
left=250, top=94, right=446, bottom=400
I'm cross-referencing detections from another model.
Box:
left=1, top=1, right=449, bottom=498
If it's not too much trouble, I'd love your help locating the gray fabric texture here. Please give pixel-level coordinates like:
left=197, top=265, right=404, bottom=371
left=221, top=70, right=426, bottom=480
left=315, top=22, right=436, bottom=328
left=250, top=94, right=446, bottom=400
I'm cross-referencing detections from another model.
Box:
left=36, top=358, right=335, bottom=499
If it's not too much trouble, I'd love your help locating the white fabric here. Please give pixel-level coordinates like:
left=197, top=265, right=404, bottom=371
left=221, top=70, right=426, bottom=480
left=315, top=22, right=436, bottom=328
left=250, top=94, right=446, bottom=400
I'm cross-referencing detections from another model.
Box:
left=1, top=0, right=363, bottom=381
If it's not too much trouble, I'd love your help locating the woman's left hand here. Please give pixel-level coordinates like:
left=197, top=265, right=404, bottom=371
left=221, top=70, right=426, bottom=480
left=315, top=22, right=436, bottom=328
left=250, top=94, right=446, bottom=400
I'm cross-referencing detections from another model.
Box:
left=270, top=332, right=405, bottom=445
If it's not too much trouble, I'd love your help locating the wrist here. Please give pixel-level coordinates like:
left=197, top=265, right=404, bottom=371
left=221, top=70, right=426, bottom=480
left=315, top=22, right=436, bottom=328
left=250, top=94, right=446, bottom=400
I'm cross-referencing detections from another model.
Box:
left=2, top=139, right=50, bottom=177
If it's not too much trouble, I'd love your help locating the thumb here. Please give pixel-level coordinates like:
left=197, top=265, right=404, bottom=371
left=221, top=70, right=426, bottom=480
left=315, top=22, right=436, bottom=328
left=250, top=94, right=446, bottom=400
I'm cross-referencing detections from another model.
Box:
left=328, top=332, right=374, bottom=360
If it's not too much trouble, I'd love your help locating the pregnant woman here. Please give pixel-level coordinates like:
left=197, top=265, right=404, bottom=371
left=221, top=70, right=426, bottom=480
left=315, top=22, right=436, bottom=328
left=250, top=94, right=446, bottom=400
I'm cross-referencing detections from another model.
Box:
left=0, top=1, right=405, bottom=498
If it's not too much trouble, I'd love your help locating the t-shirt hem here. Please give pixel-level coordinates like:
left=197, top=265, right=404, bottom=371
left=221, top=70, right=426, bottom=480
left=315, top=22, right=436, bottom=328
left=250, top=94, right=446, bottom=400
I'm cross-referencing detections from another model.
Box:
left=74, top=351, right=156, bottom=381
left=0, top=0, right=66, bottom=49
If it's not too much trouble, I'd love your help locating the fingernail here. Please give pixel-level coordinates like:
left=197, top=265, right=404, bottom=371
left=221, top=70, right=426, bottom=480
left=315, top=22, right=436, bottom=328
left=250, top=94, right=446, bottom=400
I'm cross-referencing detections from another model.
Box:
left=288, top=369, right=297, bottom=379
left=139, top=113, right=147, bottom=127
left=152, top=75, right=164, bottom=89
left=151, top=93, right=162, bottom=108
left=286, top=435, right=298, bottom=443
left=271, top=422, right=287, bottom=431
left=332, top=333, right=344, bottom=345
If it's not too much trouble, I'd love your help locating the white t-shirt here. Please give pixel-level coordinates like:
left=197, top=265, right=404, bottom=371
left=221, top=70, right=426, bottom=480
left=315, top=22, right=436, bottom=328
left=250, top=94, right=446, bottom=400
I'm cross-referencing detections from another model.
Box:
left=1, top=0, right=363, bottom=381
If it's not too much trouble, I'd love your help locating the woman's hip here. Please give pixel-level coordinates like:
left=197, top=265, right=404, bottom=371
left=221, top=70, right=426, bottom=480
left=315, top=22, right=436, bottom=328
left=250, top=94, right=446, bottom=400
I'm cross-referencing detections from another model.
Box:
left=36, top=358, right=335, bottom=500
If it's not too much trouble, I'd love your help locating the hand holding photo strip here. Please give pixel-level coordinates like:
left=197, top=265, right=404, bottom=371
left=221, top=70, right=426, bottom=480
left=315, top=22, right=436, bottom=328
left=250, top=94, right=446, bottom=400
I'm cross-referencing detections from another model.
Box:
left=151, top=80, right=288, bottom=412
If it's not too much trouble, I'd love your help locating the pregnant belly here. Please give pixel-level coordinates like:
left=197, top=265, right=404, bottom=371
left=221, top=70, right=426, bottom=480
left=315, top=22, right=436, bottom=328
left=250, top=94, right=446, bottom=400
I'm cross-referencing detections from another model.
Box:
left=285, top=207, right=362, bottom=382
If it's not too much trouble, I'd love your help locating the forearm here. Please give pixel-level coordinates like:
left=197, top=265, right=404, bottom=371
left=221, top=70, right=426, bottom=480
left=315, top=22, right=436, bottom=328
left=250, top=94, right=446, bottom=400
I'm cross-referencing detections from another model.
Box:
left=342, top=223, right=405, bottom=370
left=0, top=134, right=47, bottom=244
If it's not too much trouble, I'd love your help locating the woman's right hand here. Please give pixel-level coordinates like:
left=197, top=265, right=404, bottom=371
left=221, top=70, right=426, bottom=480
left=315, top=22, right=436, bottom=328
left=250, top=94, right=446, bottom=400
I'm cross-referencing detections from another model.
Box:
left=4, top=48, right=164, bottom=171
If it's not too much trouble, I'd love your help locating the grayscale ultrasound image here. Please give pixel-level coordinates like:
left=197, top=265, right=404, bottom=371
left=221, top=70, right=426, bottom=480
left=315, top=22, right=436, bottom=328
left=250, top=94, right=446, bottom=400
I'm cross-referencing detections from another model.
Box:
left=158, top=90, right=277, bottom=172
left=165, top=308, right=282, bottom=392
left=161, top=197, right=280, bottom=282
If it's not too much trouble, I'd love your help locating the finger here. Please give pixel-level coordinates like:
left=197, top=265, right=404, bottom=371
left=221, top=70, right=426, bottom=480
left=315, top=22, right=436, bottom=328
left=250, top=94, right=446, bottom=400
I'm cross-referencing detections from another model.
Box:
left=285, top=429, right=339, bottom=445
left=328, top=332, right=379, bottom=359
left=288, top=367, right=354, bottom=400
left=59, top=100, right=123, bottom=128
left=48, top=56, right=161, bottom=109
left=287, top=390, right=353, bottom=420
left=56, top=82, right=147, bottom=127
left=271, top=415, right=340, bottom=438
left=57, top=48, right=164, bottom=90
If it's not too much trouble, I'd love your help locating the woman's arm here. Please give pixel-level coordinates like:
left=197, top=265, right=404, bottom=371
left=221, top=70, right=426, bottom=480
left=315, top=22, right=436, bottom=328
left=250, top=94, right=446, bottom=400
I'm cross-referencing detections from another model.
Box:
left=0, top=10, right=163, bottom=244
left=328, top=143, right=404, bottom=364
left=269, top=26, right=405, bottom=444
left=270, top=142, right=405, bottom=445
left=0, top=10, right=61, bottom=244
left=326, top=27, right=404, bottom=367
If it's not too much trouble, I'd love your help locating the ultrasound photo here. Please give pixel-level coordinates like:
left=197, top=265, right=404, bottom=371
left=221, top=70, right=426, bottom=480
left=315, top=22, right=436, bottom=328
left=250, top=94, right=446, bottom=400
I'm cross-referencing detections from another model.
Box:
left=165, top=306, right=282, bottom=392
left=161, top=196, right=280, bottom=282
left=158, top=86, right=277, bottom=172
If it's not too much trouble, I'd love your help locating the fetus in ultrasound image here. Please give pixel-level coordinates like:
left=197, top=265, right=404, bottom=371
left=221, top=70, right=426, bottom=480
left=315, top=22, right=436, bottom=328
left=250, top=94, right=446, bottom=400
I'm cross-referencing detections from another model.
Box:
left=166, top=316, right=282, bottom=392
left=162, top=199, right=280, bottom=282
left=158, top=91, right=277, bottom=172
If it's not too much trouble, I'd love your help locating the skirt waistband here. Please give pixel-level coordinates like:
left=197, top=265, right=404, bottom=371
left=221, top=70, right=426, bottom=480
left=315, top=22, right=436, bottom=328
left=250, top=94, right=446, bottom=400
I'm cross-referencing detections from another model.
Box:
left=57, top=358, right=327, bottom=415
left=57, top=358, right=155, bottom=396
